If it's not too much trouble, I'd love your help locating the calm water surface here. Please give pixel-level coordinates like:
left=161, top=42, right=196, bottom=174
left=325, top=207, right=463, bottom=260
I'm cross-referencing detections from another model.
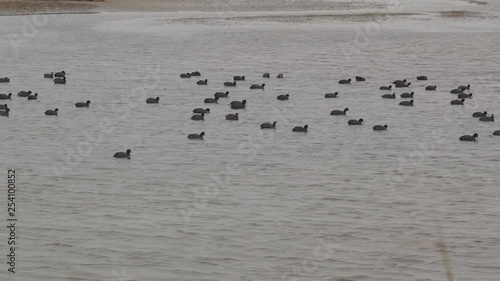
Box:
left=0, top=6, right=499, bottom=281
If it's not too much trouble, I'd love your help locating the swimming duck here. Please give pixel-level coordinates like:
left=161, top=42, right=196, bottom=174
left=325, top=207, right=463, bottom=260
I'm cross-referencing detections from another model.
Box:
left=348, top=118, right=363, bottom=125
left=292, top=125, right=308, bottom=132
left=225, top=113, right=239, bottom=120
left=54, top=71, right=66, bottom=77
left=330, top=108, right=349, bottom=115
left=197, top=79, right=208, bottom=85
left=0, top=93, right=12, bottom=100
left=450, top=99, right=465, bottom=105
left=188, top=132, right=205, bottom=139
left=54, top=77, right=66, bottom=84
left=400, top=92, right=414, bottom=98
left=260, top=121, right=277, bottom=129
left=459, top=133, right=478, bottom=141
left=113, top=149, right=131, bottom=159
left=214, top=91, right=229, bottom=98
left=204, top=96, right=219, bottom=103
left=382, top=93, right=396, bottom=99
left=399, top=100, right=414, bottom=106
left=479, top=114, right=494, bottom=122
left=472, top=111, right=487, bottom=117
left=27, top=93, right=38, bottom=100
left=76, top=100, right=91, bottom=107
left=146, top=97, right=160, bottom=104
left=230, top=100, right=247, bottom=109
left=45, top=108, right=58, bottom=116
left=373, top=125, right=388, bottom=131
left=224, top=81, right=236, bottom=87
left=191, top=113, right=205, bottom=121
left=324, top=92, right=338, bottom=98
left=250, top=83, right=265, bottom=89
left=277, top=94, right=289, bottom=100
left=193, top=108, right=210, bottom=114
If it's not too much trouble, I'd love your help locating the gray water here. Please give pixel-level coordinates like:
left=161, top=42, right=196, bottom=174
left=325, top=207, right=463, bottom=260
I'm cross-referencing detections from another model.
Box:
left=0, top=4, right=500, bottom=281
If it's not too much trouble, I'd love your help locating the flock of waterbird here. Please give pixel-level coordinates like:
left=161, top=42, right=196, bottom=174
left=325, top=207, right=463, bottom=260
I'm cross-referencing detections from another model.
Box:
left=1, top=71, right=498, bottom=159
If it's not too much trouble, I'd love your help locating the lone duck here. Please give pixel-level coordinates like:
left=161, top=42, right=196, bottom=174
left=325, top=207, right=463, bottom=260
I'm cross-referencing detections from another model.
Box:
left=380, top=85, right=392, bottom=90
left=214, top=91, right=229, bottom=98
left=204, top=96, right=219, bottom=103
left=230, top=100, right=247, bottom=109
left=190, top=71, right=201, bottom=76
left=44, top=72, right=54, bottom=78
left=17, top=90, right=31, bottom=97
left=348, top=118, right=363, bottom=125
left=260, top=121, right=277, bottom=129
left=399, top=100, right=414, bottom=106
left=493, top=130, right=500, bottom=136
left=146, top=97, right=160, bottom=104
left=457, top=93, right=473, bottom=99
left=425, top=85, right=437, bottom=91
left=479, top=114, right=494, bottom=122
left=27, top=93, right=38, bottom=100
left=417, top=76, right=428, bottom=80
left=54, top=71, right=66, bottom=77
left=472, top=111, right=487, bottom=117
left=355, top=76, right=365, bottom=81
left=400, top=92, right=414, bottom=98
left=459, top=133, right=478, bottom=141
left=54, top=77, right=66, bottom=84
left=0, top=108, right=10, bottom=116
left=114, top=149, right=131, bottom=159
left=373, top=125, right=388, bottom=131
left=277, top=73, right=284, bottom=78
left=330, top=108, right=349, bottom=115
left=197, top=79, right=208, bottom=85
left=450, top=99, right=465, bottom=105
left=292, top=125, right=308, bottom=132
left=382, top=93, right=396, bottom=99
left=233, top=76, right=245, bottom=81
left=188, top=132, right=205, bottom=139
left=0, top=93, right=12, bottom=100
left=338, top=79, right=351, bottom=84
left=277, top=94, right=289, bottom=100
left=193, top=108, right=210, bottom=114
left=250, top=83, right=265, bottom=89
left=0, top=77, right=10, bottom=83
left=45, top=108, right=58, bottom=116
left=262, top=73, right=270, bottom=78
left=224, top=81, right=236, bottom=87
left=324, top=92, right=338, bottom=98
left=180, top=73, right=191, bottom=78
left=76, top=100, right=91, bottom=107
left=191, top=113, right=205, bottom=121
left=225, top=113, right=239, bottom=120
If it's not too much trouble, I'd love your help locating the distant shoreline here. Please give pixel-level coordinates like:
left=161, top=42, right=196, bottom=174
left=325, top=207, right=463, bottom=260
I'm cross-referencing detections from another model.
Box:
left=0, top=0, right=492, bottom=17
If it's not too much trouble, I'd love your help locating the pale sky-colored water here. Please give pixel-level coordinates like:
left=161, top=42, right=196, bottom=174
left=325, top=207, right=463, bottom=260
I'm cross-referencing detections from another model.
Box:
left=0, top=1, right=499, bottom=280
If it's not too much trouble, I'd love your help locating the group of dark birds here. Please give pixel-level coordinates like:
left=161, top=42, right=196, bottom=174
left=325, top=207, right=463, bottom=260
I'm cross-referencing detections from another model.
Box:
left=1, top=71, right=498, bottom=159
left=178, top=73, right=497, bottom=144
